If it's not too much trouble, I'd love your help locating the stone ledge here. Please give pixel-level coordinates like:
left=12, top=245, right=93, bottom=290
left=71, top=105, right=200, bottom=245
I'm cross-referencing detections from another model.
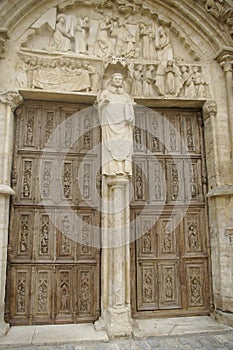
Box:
left=215, top=309, right=233, bottom=328
left=207, top=185, right=233, bottom=198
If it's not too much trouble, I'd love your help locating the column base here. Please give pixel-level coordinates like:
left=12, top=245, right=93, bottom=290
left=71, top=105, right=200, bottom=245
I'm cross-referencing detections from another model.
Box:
left=0, top=322, right=9, bottom=337
left=94, top=306, right=133, bottom=338
left=214, top=309, right=233, bottom=327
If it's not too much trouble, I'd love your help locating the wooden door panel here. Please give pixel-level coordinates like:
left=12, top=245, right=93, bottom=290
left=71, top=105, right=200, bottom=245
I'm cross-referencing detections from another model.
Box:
left=6, top=101, right=100, bottom=325
left=131, top=109, right=211, bottom=318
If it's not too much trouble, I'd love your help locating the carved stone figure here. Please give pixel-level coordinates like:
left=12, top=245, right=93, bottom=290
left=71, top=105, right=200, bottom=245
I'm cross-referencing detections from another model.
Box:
left=75, top=16, right=90, bottom=54
left=131, top=64, right=143, bottom=96
left=191, top=66, right=207, bottom=98
left=94, top=15, right=113, bottom=58
left=143, top=65, right=155, bottom=97
left=179, top=65, right=195, bottom=98
left=98, top=73, right=135, bottom=176
left=205, top=0, right=225, bottom=19
left=139, top=22, right=156, bottom=60
left=156, top=60, right=182, bottom=96
left=155, top=26, right=173, bottom=61
left=87, top=63, right=100, bottom=93
left=16, top=62, right=28, bottom=89
left=53, top=14, right=72, bottom=52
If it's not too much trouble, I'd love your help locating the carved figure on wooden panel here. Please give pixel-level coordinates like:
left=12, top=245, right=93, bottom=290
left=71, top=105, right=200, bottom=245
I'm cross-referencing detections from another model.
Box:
left=98, top=73, right=134, bottom=176
left=53, top=14, right=73, bottom=52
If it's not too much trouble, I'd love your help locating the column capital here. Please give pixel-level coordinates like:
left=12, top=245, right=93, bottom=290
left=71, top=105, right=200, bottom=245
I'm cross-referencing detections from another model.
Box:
left=203, top=100, right=217, bottom=120
left=0, top=90, right=23, bottom=111
left=0, top=185, right=15, bottom=196
left=214, top=47, right=233, bottom=72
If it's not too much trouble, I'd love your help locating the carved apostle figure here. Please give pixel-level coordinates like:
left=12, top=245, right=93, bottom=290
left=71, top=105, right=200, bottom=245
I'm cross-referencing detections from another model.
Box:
left=98, top=73, right=135, bottom=176
left=53, top=14, right=72, bottom=52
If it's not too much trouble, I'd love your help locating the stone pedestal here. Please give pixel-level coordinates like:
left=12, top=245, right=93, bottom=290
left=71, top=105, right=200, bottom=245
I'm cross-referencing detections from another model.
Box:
left=95, top=175, right=133, bottom=338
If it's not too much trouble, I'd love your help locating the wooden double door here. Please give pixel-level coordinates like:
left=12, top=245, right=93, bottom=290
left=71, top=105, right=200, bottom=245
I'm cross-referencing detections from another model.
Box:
left=5, top=101, right=101, bottom=325
left=6, top=101, right=211, bottom=325
left=131, top=108, right=212, bottom=317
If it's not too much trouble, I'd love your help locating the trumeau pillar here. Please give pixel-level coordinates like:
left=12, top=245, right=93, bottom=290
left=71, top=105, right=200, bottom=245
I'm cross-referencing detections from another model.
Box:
left=204, top=95, right=233, bottom=326
left=94, top=73, right=134, bottom=337
left=0, top=91, right=23, bottom=336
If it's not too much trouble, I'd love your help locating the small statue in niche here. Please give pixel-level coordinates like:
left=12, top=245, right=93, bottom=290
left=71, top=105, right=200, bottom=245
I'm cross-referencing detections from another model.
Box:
left=139, top=22, right=156, bottom=60
left=143, top=65, right=156, bottom=97
left=94, top=15, right=113, bottom=58
left=74, top=16, right=90, bottom=54
left=179, top=65, right=195, bottom=98
left=131, top=64, right=144, bottom=96
left=155, top=26, right=173, bottom=61
left=191, top=66, right=207, bottom=98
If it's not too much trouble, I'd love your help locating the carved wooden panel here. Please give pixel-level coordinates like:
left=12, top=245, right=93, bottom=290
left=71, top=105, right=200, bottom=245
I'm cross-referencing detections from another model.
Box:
left=6, top=101, right=100, bottom=325
left=137, top=264, right=157, bottom=310
left=158, top=263, right=180, bottom=309
left=131, top=109, right=210, bottom=318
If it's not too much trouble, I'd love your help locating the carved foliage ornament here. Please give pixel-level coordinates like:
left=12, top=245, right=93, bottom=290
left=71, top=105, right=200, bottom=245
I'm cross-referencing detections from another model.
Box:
left=0, top=90, right=23, bottom=110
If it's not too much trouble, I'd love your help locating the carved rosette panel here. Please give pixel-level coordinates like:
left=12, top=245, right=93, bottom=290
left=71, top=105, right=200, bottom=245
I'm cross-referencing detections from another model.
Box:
left=187, top=265, right=204, bottom=307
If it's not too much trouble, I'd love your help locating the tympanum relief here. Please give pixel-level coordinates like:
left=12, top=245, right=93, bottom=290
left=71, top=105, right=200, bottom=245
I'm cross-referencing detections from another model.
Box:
left=16, top=0, right=210, bottom=99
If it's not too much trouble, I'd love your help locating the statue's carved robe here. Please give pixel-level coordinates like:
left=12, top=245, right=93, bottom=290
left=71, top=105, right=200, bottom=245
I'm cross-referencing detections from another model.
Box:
left=98, top=85, right=135, bottom=176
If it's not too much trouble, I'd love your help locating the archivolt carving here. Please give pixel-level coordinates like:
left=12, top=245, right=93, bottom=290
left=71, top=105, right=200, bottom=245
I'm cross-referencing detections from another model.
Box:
left=201, top=0, right=233, bottom=40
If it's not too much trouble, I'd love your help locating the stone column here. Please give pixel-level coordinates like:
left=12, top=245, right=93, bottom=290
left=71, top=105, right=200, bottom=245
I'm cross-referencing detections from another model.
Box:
left=204, top=98, right=233, bottom=326
left=0, top=91, right=23, bottom=336
left=215, top=48, right=233, bottom=174
left=95, top=175, right=132, bottom=338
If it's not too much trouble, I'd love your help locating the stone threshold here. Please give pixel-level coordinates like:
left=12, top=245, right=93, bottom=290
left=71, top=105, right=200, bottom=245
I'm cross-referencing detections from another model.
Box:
left=0, top=316, right=232, bottom=347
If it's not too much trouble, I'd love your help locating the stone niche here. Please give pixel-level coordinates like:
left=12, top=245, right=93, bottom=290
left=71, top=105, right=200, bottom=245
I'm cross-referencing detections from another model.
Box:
left=15, top=0, right=210, bottom=100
